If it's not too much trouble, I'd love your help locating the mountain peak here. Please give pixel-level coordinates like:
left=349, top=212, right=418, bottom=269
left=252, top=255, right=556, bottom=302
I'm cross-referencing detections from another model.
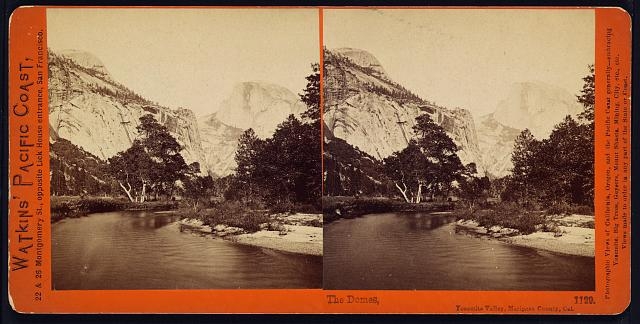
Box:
left=58, top=49, right=110, bottom=77
left=492, top=81, right=583, bottom=138
left=332, top=47, right=387, bottom=77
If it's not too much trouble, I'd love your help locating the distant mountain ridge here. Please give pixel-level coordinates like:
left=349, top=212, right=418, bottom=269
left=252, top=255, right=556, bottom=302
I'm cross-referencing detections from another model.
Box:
left=48, top=49, right=205, bottom=168
left=49, top=49, right=307, bottom=178
left=323, top=47, right=483, bottom=172
left=197, top=81, right=306, bottom=177
left=476, top=81, right=584, bottom=177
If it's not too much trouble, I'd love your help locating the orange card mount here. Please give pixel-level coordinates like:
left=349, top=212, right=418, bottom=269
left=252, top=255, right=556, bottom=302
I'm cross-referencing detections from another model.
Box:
left=7, top=6, right=631, bottom=314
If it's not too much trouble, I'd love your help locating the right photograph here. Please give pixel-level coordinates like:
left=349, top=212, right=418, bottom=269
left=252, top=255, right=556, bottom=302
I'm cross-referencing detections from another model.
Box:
left=322, top=8, right=596, bottom=290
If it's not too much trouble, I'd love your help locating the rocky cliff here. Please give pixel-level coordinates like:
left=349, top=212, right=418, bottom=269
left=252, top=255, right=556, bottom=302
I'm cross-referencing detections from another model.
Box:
left=48, top=49, right=206, bottom=168
left=323, top=48, right=483, bottom=171
left=198, top=81, right=306, bottom=177
left=476, top=81, right=584, bottom=177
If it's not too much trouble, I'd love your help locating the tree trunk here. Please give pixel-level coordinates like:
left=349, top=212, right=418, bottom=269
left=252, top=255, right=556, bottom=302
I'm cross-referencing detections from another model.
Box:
left=140, top=183, right=147, bottom=203
left=395, top=182, right=411, bottom=203
left=118, top=181, right=135, bottom=202
left=416, top=183, right=423, bottom=204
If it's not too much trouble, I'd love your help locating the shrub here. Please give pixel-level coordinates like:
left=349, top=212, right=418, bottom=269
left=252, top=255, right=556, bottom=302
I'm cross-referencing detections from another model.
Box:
left=307, top=218, right=323, bottom=227
left=293, top=203, right=321, bottom=214
left=51, top=196, right=130, bottom=222
left=546, top=201, right=572, bottom=215
left=463, top=202, right=545, bottom=234
left=570, top=204, right=594, bottom=215
left=269, top=200, right=295, bottom=214
left=78, top=197, right=128, bottom=213
left=545, top=202, right=594, bottom=216
left=196, top=200, right=269, bottom=233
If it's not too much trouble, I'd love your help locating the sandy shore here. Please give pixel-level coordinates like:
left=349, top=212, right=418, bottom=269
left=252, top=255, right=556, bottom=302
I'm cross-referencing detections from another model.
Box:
left=176, top=213, right=323, bottom=256
left=231, top=225, right=322, bottom=256
left=455, top=214, right=595, bottom=257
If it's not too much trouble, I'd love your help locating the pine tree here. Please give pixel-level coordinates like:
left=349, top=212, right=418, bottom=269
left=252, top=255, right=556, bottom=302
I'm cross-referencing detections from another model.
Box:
left=233, top=128, right=264, bottom=201
left=108, top=115, right=189, bottom=201
left=383, top=114, right=464, bottom=203
left=577, top=65, right=595, bottom=123
left=300, top=63, right=320, bottom=122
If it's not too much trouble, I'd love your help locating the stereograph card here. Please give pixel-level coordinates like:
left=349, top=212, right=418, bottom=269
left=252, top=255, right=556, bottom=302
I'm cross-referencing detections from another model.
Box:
left=5, top=6, right=631, bottom=314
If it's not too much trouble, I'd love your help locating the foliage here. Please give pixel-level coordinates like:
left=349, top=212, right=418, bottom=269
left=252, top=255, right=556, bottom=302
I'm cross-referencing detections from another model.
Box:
left=228, top=64, right=322, bottom=210
left=456, top=202, right=546, bottom=235
left=322, top=195, right=452, bottom=223
left=193, top=200, right=270, bottom=233
left=323, top=135, right=390, bottom=196
left=577, top=65, right=595, bottom=122
left=505, top=116, right=593, bottom=209
left=383, top=114, right=464, bottom=203
left=181, top=170, right=215, bottom=208
left=233, top=128, right=265, bottom=202
left=502, top=65, right=595, bottom=211
left=325, top=49, right=424, bottom=104
left=50, top=138, right=115, bottom=196
left=50, top=196, right=130, bottom=222
left=108, top=114, right=191, bottom=202
left=457, top=168, right=491, bottom=209
left=546, top=201, right=594, bottom=216
left=300, top=63, right=320, bottom=122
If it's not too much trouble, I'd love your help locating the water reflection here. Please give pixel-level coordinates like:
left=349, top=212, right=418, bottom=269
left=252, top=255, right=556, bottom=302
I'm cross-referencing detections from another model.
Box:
left=324, top=212, right=594, bottom=291
left=402, top=212, right=457, bottom=230
left=130, top=212, right=181, bottom=229
left=52, top=211, right=322, bottom=290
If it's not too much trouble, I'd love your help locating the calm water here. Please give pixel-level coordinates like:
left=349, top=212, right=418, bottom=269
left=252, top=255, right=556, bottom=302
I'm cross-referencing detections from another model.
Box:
left=324, top=212, right=594, bottom=290
left=52, top=211, right=322, bottom=290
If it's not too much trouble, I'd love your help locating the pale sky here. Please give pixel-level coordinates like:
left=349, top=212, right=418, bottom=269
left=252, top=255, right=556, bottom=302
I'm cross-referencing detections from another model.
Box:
left=47, top=8, right=319, bottom=117
left=324, top=9, right=594, bottom=118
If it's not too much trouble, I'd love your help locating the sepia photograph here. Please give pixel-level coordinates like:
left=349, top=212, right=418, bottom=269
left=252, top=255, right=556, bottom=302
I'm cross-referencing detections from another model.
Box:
left=47, top=8, right=322, bottom=290
left=322, top=9, right=596, bottom=290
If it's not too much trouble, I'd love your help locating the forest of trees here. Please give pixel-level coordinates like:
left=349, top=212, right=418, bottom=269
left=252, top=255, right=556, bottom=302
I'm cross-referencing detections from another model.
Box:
left=498, top=65, right=595, bottom=209
left=451, top=65, right=595, bottom=213
left=52, top=63, right=323, bottom=215
left=325, top=64, right=595, bottom=217
left=383, top=114, right=467, bottom=203
left=52, top=59, right=594, bottom=219
left=229, top=64, right=322, bottom=207
left=107, top=114, right=199, bottom=202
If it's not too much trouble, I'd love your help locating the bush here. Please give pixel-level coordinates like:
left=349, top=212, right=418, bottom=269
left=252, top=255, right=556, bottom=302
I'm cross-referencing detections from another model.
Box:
left=51, top=196, right=130, bottom=222
left=195, top=200, right=270, bottom=233
left=545, top=202, right=594, bottom=216
left=292, top=203, right=321, bottom=214
left=462, top=202, right=545, bottom=234
left=78, top=197, right=128, bottom=213
left=546, top=201, right=572, bottom=215
left=570, top=204, right=594, bottom=215
left=269, top=200, right=295, bottom=214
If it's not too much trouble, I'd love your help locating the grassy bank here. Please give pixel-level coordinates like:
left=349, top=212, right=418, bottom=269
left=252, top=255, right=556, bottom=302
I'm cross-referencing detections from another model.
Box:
left=180, top=201, right=270, bottom=233
left=322, top=196, right=453, bottom=223
left=51, top=196, right=179, bottom=222
left=452, top=202, right=594, bottom=235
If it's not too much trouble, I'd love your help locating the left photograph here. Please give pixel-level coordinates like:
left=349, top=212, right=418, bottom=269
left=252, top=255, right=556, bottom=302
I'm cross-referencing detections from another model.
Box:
left=47, top=8, right=322, bottom=290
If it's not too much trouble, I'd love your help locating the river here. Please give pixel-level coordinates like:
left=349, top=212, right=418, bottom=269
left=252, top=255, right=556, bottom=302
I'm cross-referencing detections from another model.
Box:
left=324, top=212, right=595, bottom=290
left=52, top=211, right=322, bottom=290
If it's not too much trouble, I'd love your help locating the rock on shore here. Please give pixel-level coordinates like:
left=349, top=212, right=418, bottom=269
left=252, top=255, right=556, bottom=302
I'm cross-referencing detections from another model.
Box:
left=455, top=214, right=594, bottom=257
left=177, top=214, right=323, bottom=256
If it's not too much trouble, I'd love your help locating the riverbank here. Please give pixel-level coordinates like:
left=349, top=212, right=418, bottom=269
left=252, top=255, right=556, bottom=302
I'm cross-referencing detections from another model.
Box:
left=177, top=213, right=323, bottom=256
left=51, top=196, right=178, bottom=222
left=323, top=196, right=453, bottom=223
left=455, top=214, right=595, bottom=257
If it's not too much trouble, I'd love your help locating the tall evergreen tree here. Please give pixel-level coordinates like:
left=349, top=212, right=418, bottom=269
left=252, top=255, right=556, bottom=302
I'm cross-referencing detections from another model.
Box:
left=233, top=128, right=264, bottom=201
left=300, top=63, right=320, bottom=122
left=108, top=114, right=189, bottom=202
left=577, top=65, right=595, bottom=123
left=383, top=114, right=464, bottom=203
